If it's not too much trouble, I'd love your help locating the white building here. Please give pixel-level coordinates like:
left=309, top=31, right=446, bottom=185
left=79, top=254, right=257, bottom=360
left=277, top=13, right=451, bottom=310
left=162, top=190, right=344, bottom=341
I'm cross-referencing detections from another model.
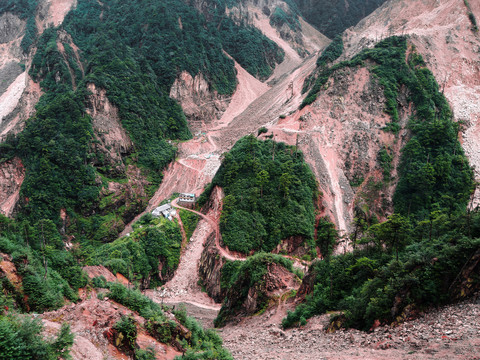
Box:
left=152, top=203, right=176, bottom=221
left=179, top=193, right=196, bottom=203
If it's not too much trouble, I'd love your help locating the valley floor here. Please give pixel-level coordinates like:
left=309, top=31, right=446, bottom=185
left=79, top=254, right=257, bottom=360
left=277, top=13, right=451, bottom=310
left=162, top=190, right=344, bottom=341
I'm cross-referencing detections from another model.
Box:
left=177, top=296, right=480, bottom=360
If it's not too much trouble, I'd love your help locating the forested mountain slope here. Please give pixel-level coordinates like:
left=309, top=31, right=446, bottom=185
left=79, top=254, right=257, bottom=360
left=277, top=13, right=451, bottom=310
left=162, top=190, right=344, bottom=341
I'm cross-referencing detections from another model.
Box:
left=0, top=0, right=479, bottom=359
left=293, top=0, right=388, bottom=38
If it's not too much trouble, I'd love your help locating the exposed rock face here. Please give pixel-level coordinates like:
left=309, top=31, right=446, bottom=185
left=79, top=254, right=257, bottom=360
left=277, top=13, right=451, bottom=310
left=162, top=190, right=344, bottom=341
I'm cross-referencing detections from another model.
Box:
left=0, top=13, right=25, bottom=44
left=273, top=235, right=309, bottom=257
left=82, top=265, right=119, bottom=283
left=295, top=261, right=316, bottom=302
left=342, top=0, right=480, bottom=206
left=41, top=295, right=182, bottom=360
left=0, top=157, right=25, bottom=217
left=0, top=252, right=22, bottom=291
left=270, top=64, right=410, bottom=236
left=450, top=248, right=480, bottom=301
left=0, top=11, right=38, bottom=139
left=198, top=232, right=227, bottom=302
left=217, top=262, right=300, bottom=326
left=86, top=83, right=133, bottom=177
left=36, top=0, right=78, bottom=33
left=170, top=71, right=230, bottom=133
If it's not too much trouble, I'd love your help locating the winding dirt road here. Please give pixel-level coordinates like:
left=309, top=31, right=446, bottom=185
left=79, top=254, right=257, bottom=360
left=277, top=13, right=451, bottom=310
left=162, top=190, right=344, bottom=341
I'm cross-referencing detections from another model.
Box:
left=172, top=198, right=245, bottom=262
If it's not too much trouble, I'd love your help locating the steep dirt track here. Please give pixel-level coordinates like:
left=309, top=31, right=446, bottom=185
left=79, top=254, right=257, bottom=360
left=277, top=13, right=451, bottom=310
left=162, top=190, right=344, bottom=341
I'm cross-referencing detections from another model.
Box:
left=171, top=198, right=243, bottom=262
left=146, top=214, right=221, bottom=311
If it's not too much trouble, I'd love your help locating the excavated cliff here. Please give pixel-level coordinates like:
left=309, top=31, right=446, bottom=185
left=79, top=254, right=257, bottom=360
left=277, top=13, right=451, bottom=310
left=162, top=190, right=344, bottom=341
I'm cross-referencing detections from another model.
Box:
left=170, top=71, right=230, bottom=133
left=198, top=232, right=227, bottom=302
left=0, top=157, right=25, bottom=217
left=215, top=259, right=300, bottom=327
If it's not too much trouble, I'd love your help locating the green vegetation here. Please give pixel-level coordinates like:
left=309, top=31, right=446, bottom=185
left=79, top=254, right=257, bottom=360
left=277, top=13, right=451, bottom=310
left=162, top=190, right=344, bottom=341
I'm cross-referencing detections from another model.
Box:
left=269, top=6, right=300, bottom=32
left=257, top=127, right=268, bottom=136
left=113, top=315, right=138, bottom=353
left=0, top=216, right=87, bottom=313
left=17, top=90, right=98, bottom=223
left=179, top=210, right=199, bottom=242
left=316, top=35, right=344, bottom=68
left=0, top=314, right=74, bottom=360
left=206, top=136, right=317, bottom=254
left=215, top=253, right=295, bottom=327
left=377, top=147, right=393, bottom=181
left=315, top=217, right=339, bottom=259
left=464, top=0, right=478, bottom=32
left=293, top=0, right=387, bottom=38
left=282, top=210, right=480, bottom=330
left=105, top=283, right=233, bottom=360
left=91, top=215, right=183, bottom=288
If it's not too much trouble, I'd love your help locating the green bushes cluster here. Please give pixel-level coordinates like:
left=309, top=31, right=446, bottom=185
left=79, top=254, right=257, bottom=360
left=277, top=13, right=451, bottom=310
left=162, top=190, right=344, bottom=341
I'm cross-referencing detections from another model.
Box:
left=269, top=7, right=300, bottom=32
left=179, top=210, right=199, bottom=242
left=377, top=147, right=393, bottom=181
left=91, top=216, right=182, bottom=287
left=0, top=216, right=87, bottom=313
left=17, top=91, right=98, bottom=223
left=209, top=136, right=317, bottom=254
left=0, top=315, right=73, bottom=360
left=316, top=35, right=344, bottom=68
left=105, top=283, right=233, bottom=360
left=283, top=209, right=480, bottom=330
left=464, top=0, right=478, bottom=32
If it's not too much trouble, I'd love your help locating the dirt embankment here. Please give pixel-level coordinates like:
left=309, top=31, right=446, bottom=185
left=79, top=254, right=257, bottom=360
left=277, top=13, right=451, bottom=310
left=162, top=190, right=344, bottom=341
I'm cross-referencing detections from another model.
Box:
left=87, top=83, right=134, bottom=176
left=41, top=294, right=182, bottom=360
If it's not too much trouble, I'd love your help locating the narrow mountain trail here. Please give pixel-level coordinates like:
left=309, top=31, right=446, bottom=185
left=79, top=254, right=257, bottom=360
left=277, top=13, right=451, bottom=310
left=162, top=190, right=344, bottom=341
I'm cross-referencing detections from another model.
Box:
left=171, top=199, right=244, bottom=262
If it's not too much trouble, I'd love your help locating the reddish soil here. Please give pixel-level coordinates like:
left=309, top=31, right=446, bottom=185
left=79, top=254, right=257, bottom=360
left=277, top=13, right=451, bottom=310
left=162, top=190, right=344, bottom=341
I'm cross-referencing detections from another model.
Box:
left=343, top=0, right=480, bottom=207
left=82, top=265, right=118, bottom=283
left=41, top=293, right=181, bottom=360
left=0, top=253, right=22, bottom=290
